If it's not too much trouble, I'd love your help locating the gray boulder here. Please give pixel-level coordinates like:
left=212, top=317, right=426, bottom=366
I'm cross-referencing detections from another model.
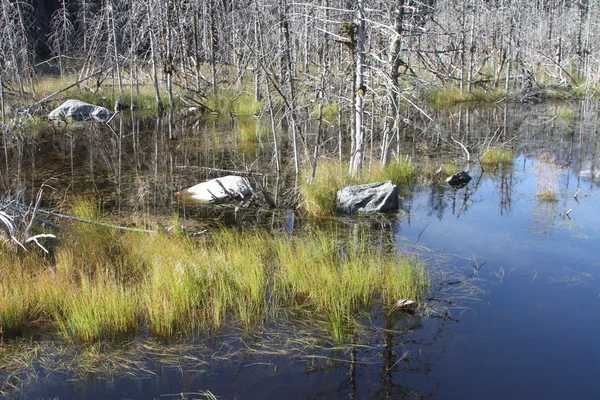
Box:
left=335, top=180, right=399, bottom=214
left=48, top=99, right=113, bottom=122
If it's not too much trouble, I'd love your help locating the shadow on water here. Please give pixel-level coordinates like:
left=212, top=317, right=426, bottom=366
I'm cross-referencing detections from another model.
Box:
left=3, top=100, right=600, bottom=398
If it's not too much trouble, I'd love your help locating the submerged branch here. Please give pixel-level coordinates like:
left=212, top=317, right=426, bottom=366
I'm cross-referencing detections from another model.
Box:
left=4, top=200, right=154, bottom=234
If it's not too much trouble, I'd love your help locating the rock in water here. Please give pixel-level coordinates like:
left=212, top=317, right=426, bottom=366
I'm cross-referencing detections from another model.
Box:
left=335, top=181, right=399, bottom=214
left=446, top=171, right=472, bottom=187
left=48, top=99, right=113, bottom=122
left=176, top=175, right=252, bottom=204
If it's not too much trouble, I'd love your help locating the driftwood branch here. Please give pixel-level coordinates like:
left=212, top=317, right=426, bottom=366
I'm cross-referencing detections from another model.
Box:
left=33, top=208, right=155, bottom=233
left=450, top=135, right=471, bottom=162
left=24, top=187, right=43, bottom=239
left=5, top=201, right=154, bottom=234
left=175, top=165, right=264, bottom=177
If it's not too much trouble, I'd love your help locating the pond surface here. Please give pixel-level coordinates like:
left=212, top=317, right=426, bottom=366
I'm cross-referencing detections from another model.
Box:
left=2, top=101, right=600, bottom=399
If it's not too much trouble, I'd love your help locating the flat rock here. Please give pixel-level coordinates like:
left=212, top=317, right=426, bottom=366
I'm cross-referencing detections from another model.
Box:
left=48, top=99, right=113, bottom=122
left=176, top=175, right=252, bottom=204
left=336, top=180, right=399, bottom=214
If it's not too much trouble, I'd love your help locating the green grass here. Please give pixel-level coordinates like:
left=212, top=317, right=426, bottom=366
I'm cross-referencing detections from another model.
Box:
left=557, top=106, right=574, bottom=120
left=236, top=116, right=270, bottom=143
left=300, top=160, right=355, bottom=216
left=0, top=199, right=429, bottom=342
left=54, top=278, right=138, bottom=342
left=480, top=147, right=513, bottom=166
left=22, top=115, right=48, bottom=133
left=205, top=90, right=263, bottom=115
left=34, top=75, right=180, bottom=112
left=366, top=159, right=416, bottom=185
left=300, top=159, right=416, bottom=216
left=425, top=86, right=505, bottom=109
left=311, top=101, right=339, bottom=124
left=272, top=231, right=428, bottom=342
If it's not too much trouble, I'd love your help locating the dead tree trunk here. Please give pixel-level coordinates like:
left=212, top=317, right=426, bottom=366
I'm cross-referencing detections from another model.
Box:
left=279, top=0, right=300, bottom=175
left=381, top=0, right=405, bottom=166
left=349, top=0, right=365, bottom=177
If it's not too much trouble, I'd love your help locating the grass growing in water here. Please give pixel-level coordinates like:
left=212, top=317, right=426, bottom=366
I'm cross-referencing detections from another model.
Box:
left=272, top=232, right=428, bottom=342
left=0, top=201, right=429, bottom=343
left=300, top=160, right=354, bottom=216
left=367, top=159, right=416, bottom=185
left=480, top=147, right=513, bottom=166
left=425, top=86, right=505, bottom=109
left=205, top=90, right=263, bottom=115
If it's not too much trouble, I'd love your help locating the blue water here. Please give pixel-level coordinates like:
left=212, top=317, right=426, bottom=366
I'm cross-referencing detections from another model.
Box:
left=3, top=104, right=600, bottom=399
left=398, top=156, right=600, bottom=399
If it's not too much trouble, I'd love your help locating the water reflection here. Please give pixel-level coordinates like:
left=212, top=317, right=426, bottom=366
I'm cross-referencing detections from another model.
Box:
left=3, top=101, right=600, bottom=398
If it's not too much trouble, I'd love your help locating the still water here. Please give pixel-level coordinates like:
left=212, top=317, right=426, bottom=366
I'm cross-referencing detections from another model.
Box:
left=2, top=101, right=600, bottom=399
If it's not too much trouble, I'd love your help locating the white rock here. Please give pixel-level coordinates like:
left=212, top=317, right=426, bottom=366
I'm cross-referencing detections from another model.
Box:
left=176, top=175, right=252, bottom=204
left=48, top=99, right=113, bottom=122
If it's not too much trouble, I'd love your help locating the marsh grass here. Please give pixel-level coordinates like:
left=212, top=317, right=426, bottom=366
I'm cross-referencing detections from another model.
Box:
left=205, top=90, right=263, bottom=115
left=0, top=199, right=428, bottom=343
left=311, top=101, right=339, bottom=124
left=557, top=106, right=574, bottom=120
left=236, top=116, right=269, bottom=143
left=534, top=153, right=560, bottom=200
left=425, top=86, right=505, bottom=109
left=300, top=160, right=354, bottom=216
left=366, top=159, right=416, bottom=186
left=54, top=279, right=138, bottom=342
left=34, top=75, right=176, bottom=112
left=300, top=159, right=417, bottom=216
left=480, top=147, right=513, bottom=166
left=272, top=232, right=428, bottom=342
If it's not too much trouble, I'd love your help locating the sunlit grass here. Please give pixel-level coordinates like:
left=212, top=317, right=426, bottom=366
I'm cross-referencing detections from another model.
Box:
left=300, top=159, right=415, bottom=215
left=53, top=278, right=138, bottom=342
left=366, top=159, right=416, bottom=186
left=0, top=198, right=429, bottom=343
left=34, top=75, right=176, bottom=112
left=300, top=160, right=354, bottom=216
left=272, top=232, right=428, bottom=342
left=480, top=147, right=513, bottom=166
left=205, top=90, right=263, bottom=115
left=236, top=116, right=269, bottom=143
left=557, top=106, right=574, bottom=120
left=311, top=101, right=339, bottom=124
left=425, top=86, right=505, bottom=109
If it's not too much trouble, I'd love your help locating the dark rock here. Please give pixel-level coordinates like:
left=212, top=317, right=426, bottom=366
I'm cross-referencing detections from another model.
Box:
left=336, top=180, right=399, bottom=214
left=446, top=171, right=472, bottom=187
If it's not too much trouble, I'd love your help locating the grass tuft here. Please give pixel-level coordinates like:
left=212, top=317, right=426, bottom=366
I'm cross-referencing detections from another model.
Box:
left=366, top=159, right=416, bottom=186
left=300, top=160, right=354, bottom=216
left=272, top=231, right=428, bottom=342
left=534, top=153, right=560, bottom=201
left=480, top=147, right=513, bottom=166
